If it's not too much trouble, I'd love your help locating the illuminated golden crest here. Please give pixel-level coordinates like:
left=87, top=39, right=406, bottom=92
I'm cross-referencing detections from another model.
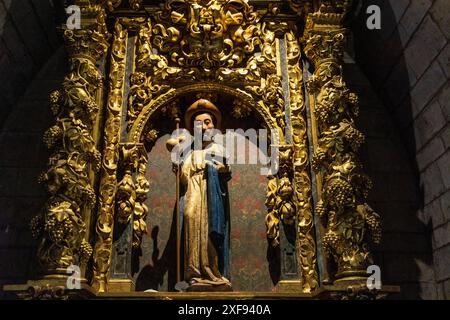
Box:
left=153, top=0, right=260, bottom=69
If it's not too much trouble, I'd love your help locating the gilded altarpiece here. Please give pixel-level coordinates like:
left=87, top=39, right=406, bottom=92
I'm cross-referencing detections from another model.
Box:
left=5, top=0, right=393, bottom=300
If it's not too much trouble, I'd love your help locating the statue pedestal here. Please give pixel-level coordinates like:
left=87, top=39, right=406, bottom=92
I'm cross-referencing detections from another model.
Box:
left=186, top=282, right=233, bottom=292
left=273, top=280, right=303, bottom=293
left=108, top=279, right=135, bottom=293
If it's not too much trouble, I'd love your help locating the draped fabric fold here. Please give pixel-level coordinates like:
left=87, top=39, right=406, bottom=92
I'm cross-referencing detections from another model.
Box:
left=206, top=163, right=231, bottom=279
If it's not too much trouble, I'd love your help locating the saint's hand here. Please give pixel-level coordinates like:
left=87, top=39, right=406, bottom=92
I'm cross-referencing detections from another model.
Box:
left=166, top=135, right=185, bottom=152
left=213, top=160, right=228, bottom=173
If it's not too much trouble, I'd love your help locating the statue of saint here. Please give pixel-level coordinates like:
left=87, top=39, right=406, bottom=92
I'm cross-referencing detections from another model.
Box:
left=166, top=99, right=232, bottom=291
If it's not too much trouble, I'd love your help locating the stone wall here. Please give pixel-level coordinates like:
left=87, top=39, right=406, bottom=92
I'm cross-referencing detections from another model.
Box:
left=0, top=48, right=66, bottom=298
left=352, top=0, right=450, bottom=299
left=344, top=62, right=435, bottom=299
left=0, top=0, right=62, bottom=127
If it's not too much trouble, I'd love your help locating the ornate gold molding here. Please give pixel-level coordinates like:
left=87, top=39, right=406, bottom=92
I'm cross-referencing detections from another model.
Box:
left=153, top=0, right=260, bottom=70
left=92, top=19, right=128, bottom=292
left=265, top=176, right=279, bottom=246
left=286, top=30, right=319, bottom=292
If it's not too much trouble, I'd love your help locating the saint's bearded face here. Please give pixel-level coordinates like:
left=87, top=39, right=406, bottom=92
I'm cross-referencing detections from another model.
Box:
left=193, top=112, right=216, bottom=145
left=194, top=112, right=215, bottom=132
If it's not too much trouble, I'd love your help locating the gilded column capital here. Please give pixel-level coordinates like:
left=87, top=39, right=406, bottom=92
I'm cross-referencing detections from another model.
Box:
left=63, top=28, right=109, bottom=62
left=301, top=0, right=355, bottom=65
left=63, top=3, right=109, bottom=62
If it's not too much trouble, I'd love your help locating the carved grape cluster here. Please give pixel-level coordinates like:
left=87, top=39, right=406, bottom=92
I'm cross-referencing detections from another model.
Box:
left=30, top=215, right=43, bottom=239
left=43, top=125, right=63, bottom=149
left=312, top=149, right=326, bottom=171
left=86, top=150, right=101, bottom=172
left=315, top=100, right=333, bottom=124
left=366, top=213, right=381, bottom=244
left=38, top=171, right=48, bottom=184
left=315, top=200, right=326, bottom=218
left=82, top=98, right=99, bottom=118
left=323, top=231, right=339, bottom=255
left=326, top=177, right=353, bottom=207
left=345, top=125, right=365, bottom=151
left=348, top=92, right=359, bottom=117
left=80, top=239, right=93, bottom=262
left=49, top=90, right=63, bottom=115
left=364, top=179, right=373, bottom=198
left=82, top=186, right=96, bottom=208
left=45, top=215, right=74, bottom=244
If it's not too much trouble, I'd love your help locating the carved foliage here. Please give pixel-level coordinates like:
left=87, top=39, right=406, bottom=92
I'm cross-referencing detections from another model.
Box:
left=244, top=23, right=285, bottom=131
left=116, top=144, right=151, bottom=249
left=133, top=151, right=150, bottom=249
left=304, top=17, right=381, bottom=278
left=265, top=146, right=296, bottom=247
left=265, top=176, right=279, bottom=247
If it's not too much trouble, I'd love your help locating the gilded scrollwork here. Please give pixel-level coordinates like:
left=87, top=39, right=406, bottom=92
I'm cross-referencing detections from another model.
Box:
left=244, top=22, right=285, bottom=131
left=128, top=22, right=174, bottom=132
left=116, top=171, right=136, bottom=225
left=286, top=30, right=319, bottom=292
left=136, top=22, right=179, bottom=78
left=127, top=72, right=152, bottom=131
left=92, top=20, right=128, bottom=292
left=152, top=0, right=260, bottom=70
left=277, top=147, right=296, bottom=226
